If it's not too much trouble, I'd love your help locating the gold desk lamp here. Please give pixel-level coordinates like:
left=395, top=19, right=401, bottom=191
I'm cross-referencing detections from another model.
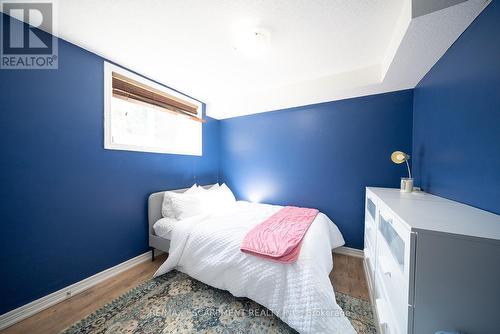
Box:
left=391, top=151, right=413, bottom=192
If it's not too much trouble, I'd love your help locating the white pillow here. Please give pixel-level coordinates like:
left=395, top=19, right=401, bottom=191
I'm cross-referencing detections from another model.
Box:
left=169, top=191, right=206, bottom=220
left=165, top=183, right=235, bottom=219
left=216, top=183, right=236, bottom=203
left=203, top=183, right=236, bottom=212
left=153, top=217, right=177, bottom=239
left=161, top=184, right=197, bottom=218
left=208, top=183, right=220, bottom=190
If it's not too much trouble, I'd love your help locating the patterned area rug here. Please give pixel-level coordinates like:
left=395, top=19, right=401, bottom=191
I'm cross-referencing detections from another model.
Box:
left=62, top=270, right=376, bottom=333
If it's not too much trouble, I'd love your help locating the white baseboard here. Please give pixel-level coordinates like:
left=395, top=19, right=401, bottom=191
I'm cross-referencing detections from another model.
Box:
left=333, top=246, right=364, bottom=258
left=0, top=249, right=158, bottom=330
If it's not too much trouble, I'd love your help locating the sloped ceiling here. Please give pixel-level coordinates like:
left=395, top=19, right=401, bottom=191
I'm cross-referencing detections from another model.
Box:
left=1, top=0, right=491, bottom=119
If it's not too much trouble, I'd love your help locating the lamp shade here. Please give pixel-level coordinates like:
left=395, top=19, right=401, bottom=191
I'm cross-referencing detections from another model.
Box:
left=391, top=151, right=410, bottom=164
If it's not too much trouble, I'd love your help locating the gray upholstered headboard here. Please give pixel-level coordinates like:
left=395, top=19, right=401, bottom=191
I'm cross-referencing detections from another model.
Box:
left=148, top=191, right=167, bottom=237
left=148, top=184, right=215, bottom=253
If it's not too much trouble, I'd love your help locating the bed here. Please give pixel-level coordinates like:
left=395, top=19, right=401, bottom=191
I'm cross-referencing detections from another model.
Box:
left=148, top=184, right=217, bottom=257
left=148, top=185, right=355, bottom=333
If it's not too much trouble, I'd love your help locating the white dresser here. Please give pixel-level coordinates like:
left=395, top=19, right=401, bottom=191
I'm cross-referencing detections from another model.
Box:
left=364, top=187, right=500, bottom=334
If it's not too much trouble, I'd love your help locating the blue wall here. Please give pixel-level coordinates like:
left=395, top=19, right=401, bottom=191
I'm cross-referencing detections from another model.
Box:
left=220, top=90, right=414, bottom=249
left=413, top=1, right=500, bottom=215
left=0, top=21, right=220, bottom=314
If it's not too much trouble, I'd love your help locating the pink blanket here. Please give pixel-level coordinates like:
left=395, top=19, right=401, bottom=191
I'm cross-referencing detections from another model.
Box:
left=240, top=206, right=319, bottom=263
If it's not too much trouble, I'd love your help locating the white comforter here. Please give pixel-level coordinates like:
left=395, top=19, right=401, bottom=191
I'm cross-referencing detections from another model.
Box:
left=154, top=201, right=355, bottom=333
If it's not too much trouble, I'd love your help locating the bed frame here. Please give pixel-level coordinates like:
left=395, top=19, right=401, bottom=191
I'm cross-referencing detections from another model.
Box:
left=148, top=184, right=215, bottom=260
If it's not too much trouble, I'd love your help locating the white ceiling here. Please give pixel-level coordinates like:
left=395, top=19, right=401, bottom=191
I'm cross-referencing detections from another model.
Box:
left=3, top=0, right=490, bottom=118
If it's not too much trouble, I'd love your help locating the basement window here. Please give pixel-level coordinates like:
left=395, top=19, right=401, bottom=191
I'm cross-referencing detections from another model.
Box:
left=104, top=62, right=203, bottom=156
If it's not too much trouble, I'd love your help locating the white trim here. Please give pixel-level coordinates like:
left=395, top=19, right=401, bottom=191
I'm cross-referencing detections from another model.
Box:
left=0, top=250, right=156, bottom=330
left=333, top=246, right=364, bottom=258
left=103, top=61, right=203, bottom=156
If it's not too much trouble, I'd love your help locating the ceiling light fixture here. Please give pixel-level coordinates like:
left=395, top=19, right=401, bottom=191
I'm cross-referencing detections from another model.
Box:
left=233, top=27, right=271, bottom=59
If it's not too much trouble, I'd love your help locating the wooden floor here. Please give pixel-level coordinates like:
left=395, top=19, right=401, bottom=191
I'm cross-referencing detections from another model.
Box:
left=2, top=252, right=368, bottom=334
left=1, top=254, right=168, bottom=334
left=330, top=253, right=369, bottom=301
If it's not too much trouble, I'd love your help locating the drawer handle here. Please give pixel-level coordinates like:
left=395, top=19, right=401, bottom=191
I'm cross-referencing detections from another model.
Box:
left=379, top=257, right=392, bottom=278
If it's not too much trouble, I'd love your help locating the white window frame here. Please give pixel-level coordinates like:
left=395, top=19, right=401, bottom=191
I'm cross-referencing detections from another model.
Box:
left=103, top=61, right=203, bottom=156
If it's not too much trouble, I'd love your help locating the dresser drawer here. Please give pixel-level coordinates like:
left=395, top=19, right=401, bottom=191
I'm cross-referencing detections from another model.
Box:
left=376, top=241, right=407, bottom=334
left=375, top=207, right=412, bottom=334
left=364, top=234, right=376, bottom=272
left=365, top=192, right=378, bottom=223
left=364, top=190, right=378, bottom=259
left=364, top=216, right=377, bottom=253
left=364, top=235, right=376, bottom=290
left=378, top=210, right=406, bottom=270
left=375, top=272, right=398, bottom=334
